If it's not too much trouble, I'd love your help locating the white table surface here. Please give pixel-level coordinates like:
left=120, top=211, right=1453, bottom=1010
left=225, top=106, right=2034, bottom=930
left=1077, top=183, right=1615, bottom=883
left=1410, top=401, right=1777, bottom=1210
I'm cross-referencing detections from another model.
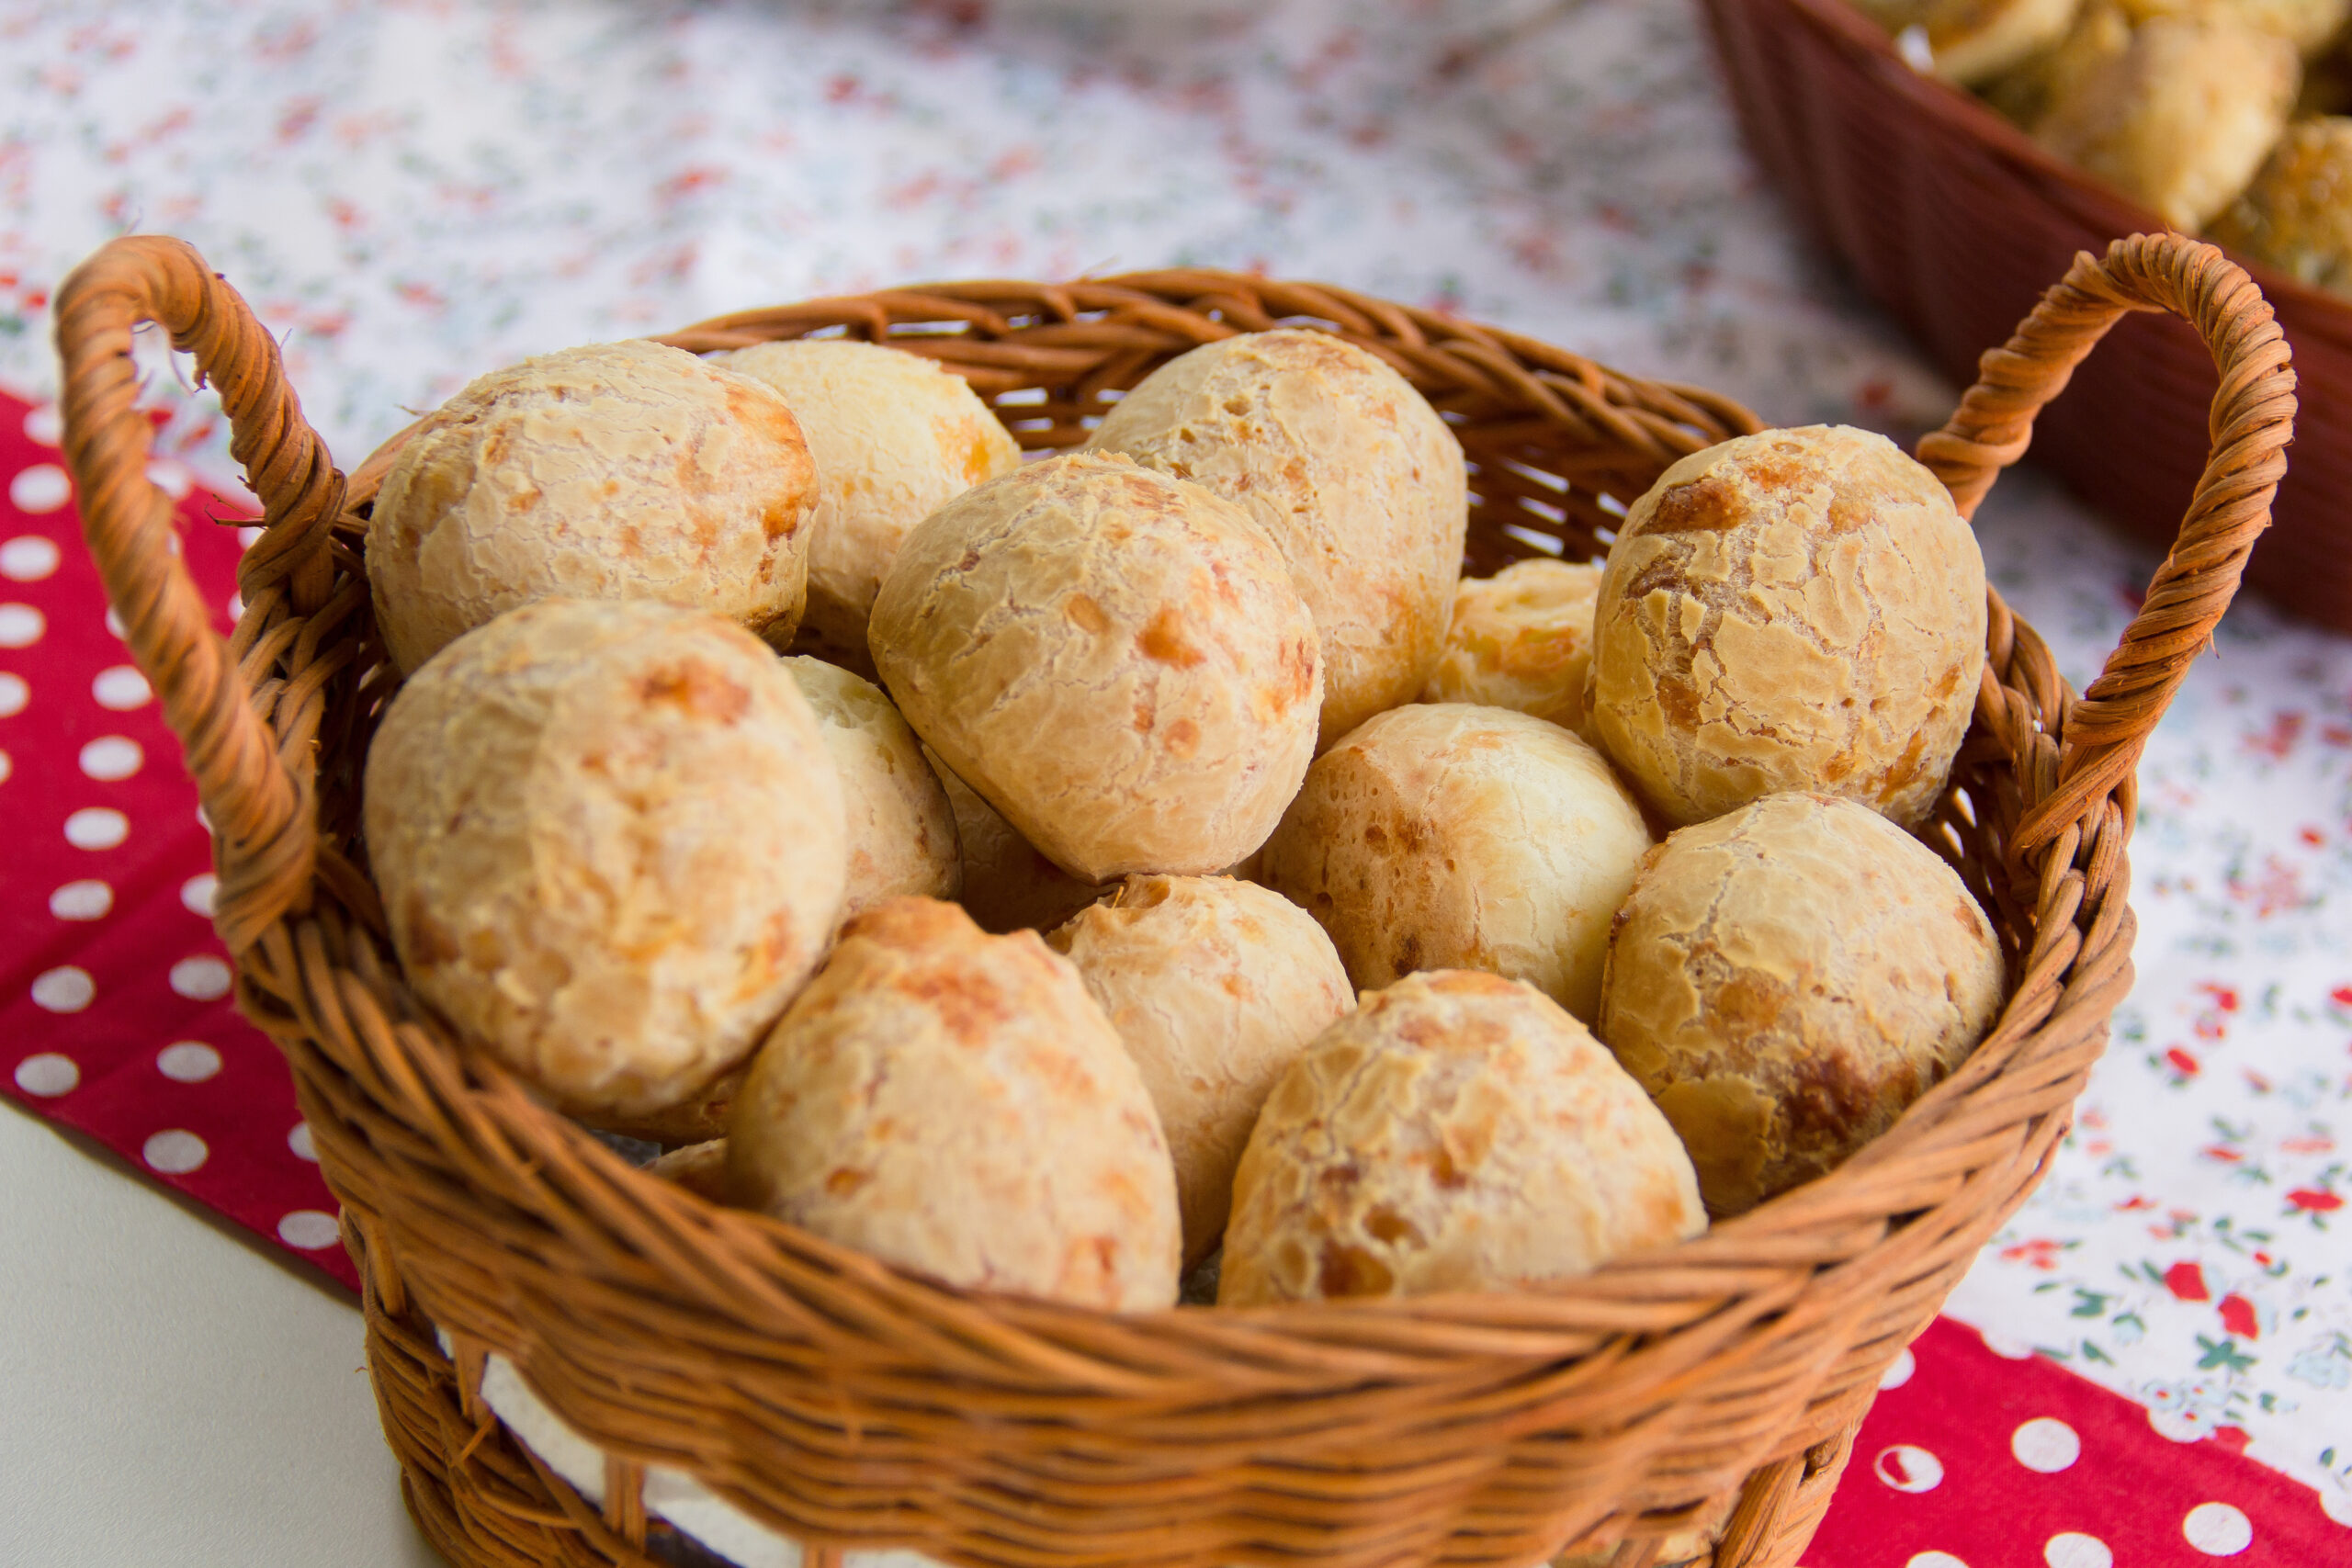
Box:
left=0, top=1106, right=438, bottom=1566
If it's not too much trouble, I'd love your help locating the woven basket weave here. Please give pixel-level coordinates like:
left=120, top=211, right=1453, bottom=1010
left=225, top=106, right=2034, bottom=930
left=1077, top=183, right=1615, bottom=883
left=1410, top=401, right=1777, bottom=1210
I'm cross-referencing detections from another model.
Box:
left=53, top=231, right=2289, bottom=1568
left=1700, top=0, right=2352, bottom=635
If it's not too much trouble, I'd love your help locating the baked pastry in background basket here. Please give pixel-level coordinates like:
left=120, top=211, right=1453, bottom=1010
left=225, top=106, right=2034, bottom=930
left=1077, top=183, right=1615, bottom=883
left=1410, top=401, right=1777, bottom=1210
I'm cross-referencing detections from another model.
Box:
left=52, top=230, right=2289, bottom=1568
left=1702, top=0, right=2347, bottom=633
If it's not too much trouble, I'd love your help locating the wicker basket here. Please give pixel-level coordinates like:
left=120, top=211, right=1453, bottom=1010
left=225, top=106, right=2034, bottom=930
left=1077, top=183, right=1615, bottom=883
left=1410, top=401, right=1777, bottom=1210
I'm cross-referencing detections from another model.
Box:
left=53, top=231, right=2289, bottom=1568
left=1700, top=0, right=2352, bottom=634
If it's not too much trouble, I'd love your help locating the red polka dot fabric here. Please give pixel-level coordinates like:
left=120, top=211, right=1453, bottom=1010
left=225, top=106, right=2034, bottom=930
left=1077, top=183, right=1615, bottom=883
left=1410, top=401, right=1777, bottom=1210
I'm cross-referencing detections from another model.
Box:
left=1814, top=1316, right=2346, bottom=1566
left=0, top=385, right=2335, bottom=1562
left=0, top=388, right=355, bottom=1292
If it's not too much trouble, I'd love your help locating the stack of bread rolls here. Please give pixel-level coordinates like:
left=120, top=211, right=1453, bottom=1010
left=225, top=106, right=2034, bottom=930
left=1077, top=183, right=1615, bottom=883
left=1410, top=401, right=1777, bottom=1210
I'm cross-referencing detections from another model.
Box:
left=360, top=324, right=2006, bottom=1324
left=1860, top=0, right=2352, bottom=292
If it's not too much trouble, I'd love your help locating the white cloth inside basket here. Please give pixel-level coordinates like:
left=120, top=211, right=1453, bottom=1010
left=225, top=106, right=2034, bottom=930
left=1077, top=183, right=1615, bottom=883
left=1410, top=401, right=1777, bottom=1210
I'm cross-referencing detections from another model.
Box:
left=445, top=1330, right=941, bottom=1568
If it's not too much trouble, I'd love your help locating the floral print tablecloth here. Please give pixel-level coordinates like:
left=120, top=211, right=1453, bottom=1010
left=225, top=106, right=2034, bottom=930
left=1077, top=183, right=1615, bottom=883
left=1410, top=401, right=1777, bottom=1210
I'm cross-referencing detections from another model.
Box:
left=1, top=0, right=2346, bottom=1548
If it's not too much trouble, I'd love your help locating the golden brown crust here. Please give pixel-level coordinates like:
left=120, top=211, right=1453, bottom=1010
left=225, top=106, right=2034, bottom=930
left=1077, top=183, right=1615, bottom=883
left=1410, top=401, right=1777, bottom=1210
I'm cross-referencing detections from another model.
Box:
left=1259, top=704, right=1654, bottom=1021
left=1218, top=971, right=1703, bottom=1306
left=1983, top=2, right=2135, bottom=127
left=2033, top=18, right=2300, bottom=230
left=728, top=897, right=1182, bottom=1310
left=2120, top=0, right=2347, bottom=55
left=1588, top=425, right=1986, bottom=829
left=1597, top=792, right=2006, bottom=1217
left=871, top=452, right=1322, bottom=882
left=2208, top=117, right=2352, bottom=293
left=1086, top=330, right=1468, bottom=748
left=575, top=1065, right=743, bottom=1147
left=923, top=747, right=1106, bottom=934
left=783, top=657, right=961, bottom=923
left=1861, top=0, right=2085, bottom=86
left=1420, top=558, right=1602, bottom=734
left=714, top=340, right=1019, bottom=675
left=363, top=599, right=847, bottom=1119
left=1047, top=875, right=1353, bottom=1269
left=646, top=1139, right=735, bottom=1204
left=367, top=340, right=819, bottom=674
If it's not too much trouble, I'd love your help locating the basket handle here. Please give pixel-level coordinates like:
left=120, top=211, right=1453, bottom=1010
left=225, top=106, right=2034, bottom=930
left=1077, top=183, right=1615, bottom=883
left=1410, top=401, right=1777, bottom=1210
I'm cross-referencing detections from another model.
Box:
left=53, top=235, right=346, bottom=953
left=1917, top=232, right=2295, bottom=853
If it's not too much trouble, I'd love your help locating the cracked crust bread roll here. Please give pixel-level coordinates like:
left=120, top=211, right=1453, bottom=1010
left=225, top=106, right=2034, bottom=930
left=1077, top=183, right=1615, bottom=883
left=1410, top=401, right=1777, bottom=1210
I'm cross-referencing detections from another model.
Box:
left=870, top=451, right=1322, bottom=883
left=923, top=745, right=1107, bottom=933
left=2033, top=17, right=2300, bottom=231
left=367, top=340, right=820, bottom=675
left=365, top=598, right=847, bottom=1119
left=1259, top=704, right=1654, bottom=1021
left=1598, top=792, right=2006, bottom=1217
left=1588, top=425, right=1986, bottom=830
left=1982, top=1, right=2134, bottom=126
left=2208, top=118, right=2352, bottom=294
left=1085, top=329, right=1468, bottom=748
left=1859, top=0, right=2083, bottom=86
left=1217, top=970, right=1704, bottom=1305
left=782, top=656, right=961, bottom=922
left=712, top=339, right=1021, bottom=675
left=2119, top=0, right=2348, bottom=54
left=1047, top=875, right=1353, bottom=1268
left=1420, top=558, right=1602, bottom=734
left=728, top=897, right=1182, bottom=1309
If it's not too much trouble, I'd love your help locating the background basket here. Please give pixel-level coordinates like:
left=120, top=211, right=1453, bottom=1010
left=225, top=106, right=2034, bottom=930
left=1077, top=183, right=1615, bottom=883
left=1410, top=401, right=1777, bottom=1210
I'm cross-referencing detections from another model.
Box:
left=52, top=231, right=2288, bottom=1568
left=1699, top=0, right=2352, bottom=634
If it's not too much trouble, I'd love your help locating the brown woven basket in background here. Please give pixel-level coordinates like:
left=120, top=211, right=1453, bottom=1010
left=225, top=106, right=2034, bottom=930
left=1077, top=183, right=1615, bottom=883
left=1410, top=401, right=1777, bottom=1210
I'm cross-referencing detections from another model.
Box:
left=52, top=231, right=2288, bottom=1568
left=1701, top=0, right=2352, bottom=634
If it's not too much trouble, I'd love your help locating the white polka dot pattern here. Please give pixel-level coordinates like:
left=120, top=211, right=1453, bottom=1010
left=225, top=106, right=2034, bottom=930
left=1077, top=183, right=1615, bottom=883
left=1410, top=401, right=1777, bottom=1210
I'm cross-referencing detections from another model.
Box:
left=141, top=1129, right=209, bottom=1174
left=277, top=1210, right=341, bottom=1249
left=14, top=1053, right=78, bottom=1097
left=30, top=965, right=95, bottom=1012
left=168, top=955, right=233, bottom=1000
left=1873, top=1445, right=1944, bottom=1495
left=63, top=807, right=129, bottom=849
left=181, top=873, right=217, bottom=916
left=49, top=879, right=112, bottom=919
left=288, top=1122, right=318, bottom=1162
left=2010, top=1417, right=2080, bottom=1474
left=0, top=602, right=45, bottom=647
left=8, top=462, right=69, bottom=513
left=77, top=735, right=142, bottom=781
left=2183, top=1502, right=2252, bottom=1556
left=91, top=665, right=151, bottom=709
left=2043, top=1532, right=2110, bottom=1568
left=0, top=533, right=60, bottom=580
left=157, top=1042, right=223, bottom=1083
left=0, top=412, right=366, bottom=1301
